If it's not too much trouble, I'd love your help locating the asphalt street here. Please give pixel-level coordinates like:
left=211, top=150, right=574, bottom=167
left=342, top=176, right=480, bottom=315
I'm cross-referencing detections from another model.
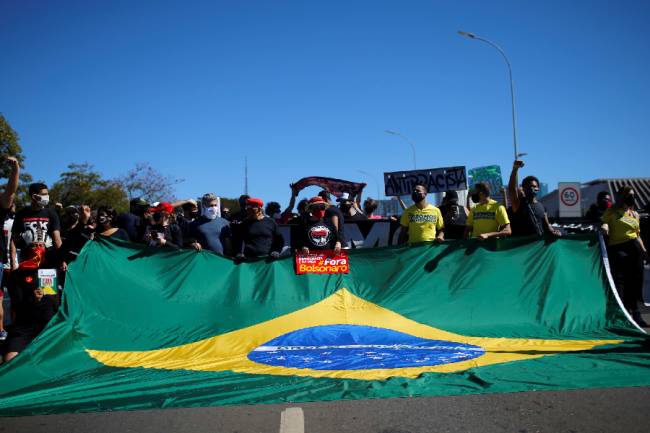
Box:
left=2, top=386, right=650, bottom=433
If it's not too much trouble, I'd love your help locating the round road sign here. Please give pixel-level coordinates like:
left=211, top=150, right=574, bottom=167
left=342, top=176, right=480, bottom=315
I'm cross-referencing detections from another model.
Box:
left=560, top=186, right=580, bottom=207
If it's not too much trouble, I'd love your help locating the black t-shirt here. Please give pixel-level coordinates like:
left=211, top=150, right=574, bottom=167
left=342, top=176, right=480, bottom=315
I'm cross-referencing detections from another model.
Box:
left=345, top=211, right=368, bottom=222
left=325, top=206, right=345, bottom=242
left=176, top=215, right=196, bottom=243
left=12, top=207, right=61, bottom=251
left=116, top=212, right=145, bottom=243
left=512, top=200, right=547, bottom=236
left=584, top=205, right=605, bottom=222
left=99, top=228, right=130, bottom=241
left=234, top=217, right=284, bottom=257
left=295, top=215, right=341, bottom=251
left=145, top=224, right=183, bottom=249
left=61, top=223, right=94, bottom=264
left=438, top=203, right=466, bottom=240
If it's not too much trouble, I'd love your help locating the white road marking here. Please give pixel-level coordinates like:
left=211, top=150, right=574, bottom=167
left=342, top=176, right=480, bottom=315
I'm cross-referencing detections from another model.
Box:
left=279, top=407, right=304, bottom=433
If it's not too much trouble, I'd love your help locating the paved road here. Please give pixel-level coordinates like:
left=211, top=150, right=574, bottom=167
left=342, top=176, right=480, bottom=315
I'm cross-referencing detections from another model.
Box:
left=2, top=386, right=650, bottom=433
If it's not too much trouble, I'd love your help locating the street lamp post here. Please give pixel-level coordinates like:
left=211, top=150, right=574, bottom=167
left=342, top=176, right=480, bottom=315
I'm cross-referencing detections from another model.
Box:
left=458, top=31, right=520, bottom=161
left=384, top=130, right=417, bottom=170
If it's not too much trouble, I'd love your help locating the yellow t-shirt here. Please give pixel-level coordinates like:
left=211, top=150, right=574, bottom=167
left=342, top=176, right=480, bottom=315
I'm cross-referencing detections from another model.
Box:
left=601, top=207, right=640, bottom=246
left=466, top=199, right=510, bottom=237
left=400, top=204, right=444, bottom=243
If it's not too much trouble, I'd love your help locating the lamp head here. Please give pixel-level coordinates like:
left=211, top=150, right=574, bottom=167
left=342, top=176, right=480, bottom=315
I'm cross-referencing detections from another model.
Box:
left=458, top=31, right=476, bottom=39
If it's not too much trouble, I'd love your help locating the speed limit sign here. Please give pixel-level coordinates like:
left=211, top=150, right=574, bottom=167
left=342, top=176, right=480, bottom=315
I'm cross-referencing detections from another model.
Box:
left=559, top=182, right=582, bottom=217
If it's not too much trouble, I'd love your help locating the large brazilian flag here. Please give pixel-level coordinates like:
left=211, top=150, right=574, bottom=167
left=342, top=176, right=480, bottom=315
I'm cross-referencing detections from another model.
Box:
left=0, top=235, right=649, bottom=416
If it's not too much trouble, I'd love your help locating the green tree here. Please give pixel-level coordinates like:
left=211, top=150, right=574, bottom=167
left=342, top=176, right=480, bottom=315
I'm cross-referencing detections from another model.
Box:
left=0, top=113, right=33, bottom=206
left=50, top=163, right=129, bottom=213
left=115, top=162, right=183, bottom=203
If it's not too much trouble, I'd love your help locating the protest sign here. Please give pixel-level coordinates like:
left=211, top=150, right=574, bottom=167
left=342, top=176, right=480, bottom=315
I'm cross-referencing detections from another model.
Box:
left=38, top=269, right=58, bottom=295
left=295, top=250, right=350, bottom=274
left=293, top=176, right=366, bottom=199
left=384, top=166, right=467, bottom=196
left=468, top=165, right=504, bottom=202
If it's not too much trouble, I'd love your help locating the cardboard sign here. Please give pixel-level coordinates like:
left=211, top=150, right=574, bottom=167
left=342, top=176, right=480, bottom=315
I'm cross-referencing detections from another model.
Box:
left=558, top=182, right=582, bottom=218
left=384, top=166, right=467, bottom=196
left=296, top=251, right=350, bottom=274
left=38, top=269, right=58, bottom=295
left=468, top=165, right=504, bottom=203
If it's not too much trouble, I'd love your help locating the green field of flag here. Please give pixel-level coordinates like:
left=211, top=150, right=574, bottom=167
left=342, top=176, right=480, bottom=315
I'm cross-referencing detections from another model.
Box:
left=0, top=235, right=648, bottom=417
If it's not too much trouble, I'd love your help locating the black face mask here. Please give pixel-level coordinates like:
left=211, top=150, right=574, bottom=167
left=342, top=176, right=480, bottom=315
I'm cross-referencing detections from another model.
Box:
left=471, top=193, right=480, bottom=203
left=411, top=192, right=425, bottom=203
left=339, top=203, right=352, bottom=212
left=524, top=187, right=539, bottom=200
left=624, top=195, right=636, bottom=207
left=64, top=213, right=79, bottom=225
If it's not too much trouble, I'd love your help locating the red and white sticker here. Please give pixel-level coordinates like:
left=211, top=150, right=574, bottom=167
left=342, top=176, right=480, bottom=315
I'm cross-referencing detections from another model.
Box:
left=295, top=250, right=349, bottom=275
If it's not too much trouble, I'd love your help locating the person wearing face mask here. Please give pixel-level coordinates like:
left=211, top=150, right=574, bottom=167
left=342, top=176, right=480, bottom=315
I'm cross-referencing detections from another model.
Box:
left=177, top=200, right=200, bottom=242
left=601, top=186, right=648, bottom=326
left=10, top=183, right=62, bottom=271
left=116, top=198, right=149, bottom=243
left=585, top=191, right=613, bottom=222
left=507, top=160, right=561, bottom=237
left=94, top=206, right=129, bottom=241
left=0, top=156, right=20, bottom=342
left=59, top=205, right=93, bottom=272
left=143, top=202, right=183, bottom=249
left=295, top=196, right=342, bottom=254
left=363, top=198, right=382, bottom=219
left=438, top=190, right=468, bottom=239
left=465, top=182, right=511, bottom=241
left=230, top=194, right=251, bottom=224
left=234, top=198, right=284, bottom=259
left=319, top=190, right=345, bottom=245
left=399, top=184, right=444, bottom=244
left=337, top=192, right=368, bottom=222
left=265, top=201, right=283, bottom=223
left=188, top=193, right=232, bottom=255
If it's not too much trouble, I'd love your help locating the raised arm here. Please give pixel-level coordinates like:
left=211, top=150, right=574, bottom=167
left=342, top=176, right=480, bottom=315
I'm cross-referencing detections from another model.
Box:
left=0, top=156, right=20, bottom=209
left=508, top=160, right=524, bottom=213
left=282, top=184, right=298, bottom=215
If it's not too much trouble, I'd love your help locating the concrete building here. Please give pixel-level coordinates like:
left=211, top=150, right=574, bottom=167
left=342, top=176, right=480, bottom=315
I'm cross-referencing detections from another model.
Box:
left=541, top=178, right=650, bottom=218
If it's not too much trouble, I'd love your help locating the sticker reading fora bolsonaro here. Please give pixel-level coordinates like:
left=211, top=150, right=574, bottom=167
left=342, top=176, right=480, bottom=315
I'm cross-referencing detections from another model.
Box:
left=248, top=324, right=485, bottom=370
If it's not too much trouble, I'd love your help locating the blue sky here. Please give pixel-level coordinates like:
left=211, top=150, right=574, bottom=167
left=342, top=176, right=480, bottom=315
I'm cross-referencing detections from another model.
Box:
left=1, top=0, right=649, bottom=206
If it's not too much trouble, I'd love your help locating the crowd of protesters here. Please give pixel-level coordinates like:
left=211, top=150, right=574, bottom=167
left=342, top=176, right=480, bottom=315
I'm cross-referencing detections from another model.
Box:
left=0, top=158, right=648, bottom=363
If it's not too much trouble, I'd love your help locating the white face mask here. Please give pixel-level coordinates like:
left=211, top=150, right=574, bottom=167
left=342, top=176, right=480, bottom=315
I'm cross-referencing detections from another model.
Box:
left=35, top=194, right=50, bottom=207
left=203, top=205, right=219, bottom=220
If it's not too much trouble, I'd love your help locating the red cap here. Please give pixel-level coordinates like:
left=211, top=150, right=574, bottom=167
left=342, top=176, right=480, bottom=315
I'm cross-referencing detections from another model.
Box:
left=246, top=197, right=264, bottom=208
left=148, top=202, right=174, bottom=214
left=308, top=196, right=328, bottom=207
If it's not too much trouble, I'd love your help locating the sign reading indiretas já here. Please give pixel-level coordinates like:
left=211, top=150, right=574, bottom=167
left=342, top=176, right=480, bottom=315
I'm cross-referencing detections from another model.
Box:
left=384, top=166, right=467, bottom=196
